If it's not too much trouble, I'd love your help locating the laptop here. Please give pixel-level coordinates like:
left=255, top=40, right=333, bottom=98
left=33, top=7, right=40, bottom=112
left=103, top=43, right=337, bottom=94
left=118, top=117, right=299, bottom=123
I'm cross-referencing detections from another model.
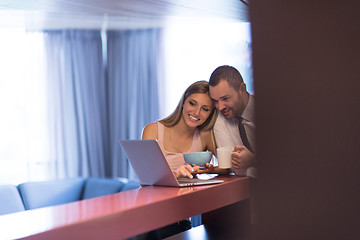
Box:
left=119, top=139, right=224, bottom=187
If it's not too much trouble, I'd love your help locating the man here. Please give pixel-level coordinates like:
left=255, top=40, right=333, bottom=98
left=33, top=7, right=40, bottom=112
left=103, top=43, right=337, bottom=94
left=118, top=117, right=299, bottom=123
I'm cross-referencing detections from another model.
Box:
left=209, top=65, right=256, bottom=178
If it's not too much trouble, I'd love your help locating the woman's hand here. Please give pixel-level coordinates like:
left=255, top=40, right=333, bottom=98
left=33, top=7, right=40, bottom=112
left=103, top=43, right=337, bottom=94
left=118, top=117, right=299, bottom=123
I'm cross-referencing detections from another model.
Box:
left=173, top=164, right=200, bottom=179
left=196, top=163, right=216, bottom=174
left=197, top=163, right=231, bottom=175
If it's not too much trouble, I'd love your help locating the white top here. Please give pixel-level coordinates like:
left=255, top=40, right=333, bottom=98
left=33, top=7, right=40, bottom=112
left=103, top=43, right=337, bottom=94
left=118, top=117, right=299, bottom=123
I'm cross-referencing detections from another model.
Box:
left=213, top=95, right=256, bottom=178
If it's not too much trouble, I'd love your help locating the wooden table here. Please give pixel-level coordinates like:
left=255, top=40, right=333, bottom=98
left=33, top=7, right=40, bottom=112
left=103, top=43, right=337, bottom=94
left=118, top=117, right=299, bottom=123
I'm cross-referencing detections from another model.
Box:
left=0, top=176, right=250, bottom=240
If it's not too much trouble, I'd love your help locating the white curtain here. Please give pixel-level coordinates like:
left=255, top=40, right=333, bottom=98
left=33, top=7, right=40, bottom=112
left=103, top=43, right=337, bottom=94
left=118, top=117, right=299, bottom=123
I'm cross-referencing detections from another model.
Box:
left=106, top=28, right=163, bottom=178
left=43, top=28, right=163, bottom=179
left=44, top=30, right=107, bottom=178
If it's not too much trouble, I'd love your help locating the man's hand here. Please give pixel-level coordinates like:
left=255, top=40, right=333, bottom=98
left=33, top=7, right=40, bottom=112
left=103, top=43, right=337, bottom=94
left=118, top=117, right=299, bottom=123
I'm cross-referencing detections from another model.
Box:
left=231, top=145, right=256, bottom=169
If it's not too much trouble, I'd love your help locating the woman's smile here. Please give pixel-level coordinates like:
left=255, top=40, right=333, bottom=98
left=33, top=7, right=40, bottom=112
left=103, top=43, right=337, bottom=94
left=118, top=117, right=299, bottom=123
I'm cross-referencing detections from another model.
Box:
left=188, top=114, right=200, bottom=121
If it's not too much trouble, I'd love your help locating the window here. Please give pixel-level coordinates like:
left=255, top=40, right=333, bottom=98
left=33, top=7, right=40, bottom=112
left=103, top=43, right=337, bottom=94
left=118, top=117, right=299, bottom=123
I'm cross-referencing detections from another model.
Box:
left=161, top=20, right=253, bottom=118
left=0, top=29, right=48, bottom=184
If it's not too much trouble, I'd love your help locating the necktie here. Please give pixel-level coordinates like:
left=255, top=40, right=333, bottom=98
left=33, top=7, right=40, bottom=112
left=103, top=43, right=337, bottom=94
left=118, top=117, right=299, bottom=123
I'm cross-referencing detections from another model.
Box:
left=238, top=117, right=253, bottom=153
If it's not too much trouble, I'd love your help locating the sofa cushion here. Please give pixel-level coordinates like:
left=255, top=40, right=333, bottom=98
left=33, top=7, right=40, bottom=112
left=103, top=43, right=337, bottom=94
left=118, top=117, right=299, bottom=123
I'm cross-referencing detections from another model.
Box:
left=82, top=178, right=126, bottom=199
left=82, top=178, right=140, bottom=199
left=18, top=178, right=85, bottom=210
left=0, top=185, right=25, bottom=215
left=117, top=178, right=141, bottom=192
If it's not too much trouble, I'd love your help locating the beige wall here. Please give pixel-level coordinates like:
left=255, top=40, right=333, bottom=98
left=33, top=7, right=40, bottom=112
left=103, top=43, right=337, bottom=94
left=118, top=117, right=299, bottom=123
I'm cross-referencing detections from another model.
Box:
left=250, top=1, right=360, bottom=239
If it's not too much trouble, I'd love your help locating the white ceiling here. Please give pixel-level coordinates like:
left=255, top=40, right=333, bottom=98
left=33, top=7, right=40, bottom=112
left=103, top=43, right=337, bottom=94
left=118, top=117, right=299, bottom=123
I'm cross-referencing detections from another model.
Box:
left=0, top=0, right=249, bottom=30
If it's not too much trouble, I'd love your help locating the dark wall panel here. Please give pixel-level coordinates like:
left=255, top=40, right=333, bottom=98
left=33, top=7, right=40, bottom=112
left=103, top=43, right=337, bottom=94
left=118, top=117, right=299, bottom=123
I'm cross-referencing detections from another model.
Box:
left=250, top=1, right=360, bottom=239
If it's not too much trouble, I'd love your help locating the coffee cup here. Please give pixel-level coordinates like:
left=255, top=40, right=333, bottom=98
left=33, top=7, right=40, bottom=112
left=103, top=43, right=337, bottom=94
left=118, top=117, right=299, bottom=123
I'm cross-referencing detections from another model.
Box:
left=216, top=146, right=233, bottom=169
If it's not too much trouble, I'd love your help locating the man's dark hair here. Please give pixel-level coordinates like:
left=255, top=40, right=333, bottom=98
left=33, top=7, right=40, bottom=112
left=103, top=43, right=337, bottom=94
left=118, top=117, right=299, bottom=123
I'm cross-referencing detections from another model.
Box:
left=209, top=65, right=244, bottom=91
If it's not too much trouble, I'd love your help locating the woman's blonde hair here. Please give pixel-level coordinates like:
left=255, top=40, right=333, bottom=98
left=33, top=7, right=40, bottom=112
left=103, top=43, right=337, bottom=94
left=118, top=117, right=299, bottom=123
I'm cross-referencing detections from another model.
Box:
left=160, top=80, right=218, bottom=131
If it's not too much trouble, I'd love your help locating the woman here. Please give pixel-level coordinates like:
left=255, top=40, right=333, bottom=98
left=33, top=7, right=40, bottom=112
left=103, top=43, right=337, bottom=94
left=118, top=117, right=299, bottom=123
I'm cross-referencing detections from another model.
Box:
left=139, top=81, right=214, bottom=239
left=140, top=81, right=229, bottom=240
left=142, top=80, right=226, bottom=179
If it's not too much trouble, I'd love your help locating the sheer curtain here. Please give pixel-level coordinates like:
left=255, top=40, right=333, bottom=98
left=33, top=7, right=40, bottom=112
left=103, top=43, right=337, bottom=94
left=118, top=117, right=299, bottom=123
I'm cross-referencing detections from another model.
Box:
left=43, top=28, right=162, bottom=179
left=107, top=29, right=162, bottom=178
left=44, top=30, right=107, bottom=179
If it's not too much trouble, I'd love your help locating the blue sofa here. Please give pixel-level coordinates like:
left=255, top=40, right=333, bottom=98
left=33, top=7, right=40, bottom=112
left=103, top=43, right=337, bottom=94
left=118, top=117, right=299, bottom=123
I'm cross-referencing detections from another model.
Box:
left=0, top=177, right=140, bottom=216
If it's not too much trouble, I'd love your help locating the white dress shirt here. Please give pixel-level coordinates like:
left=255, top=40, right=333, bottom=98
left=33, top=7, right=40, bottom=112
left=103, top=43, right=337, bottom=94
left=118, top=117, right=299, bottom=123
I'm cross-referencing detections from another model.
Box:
left=213, top=95, right=256, bottom=178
